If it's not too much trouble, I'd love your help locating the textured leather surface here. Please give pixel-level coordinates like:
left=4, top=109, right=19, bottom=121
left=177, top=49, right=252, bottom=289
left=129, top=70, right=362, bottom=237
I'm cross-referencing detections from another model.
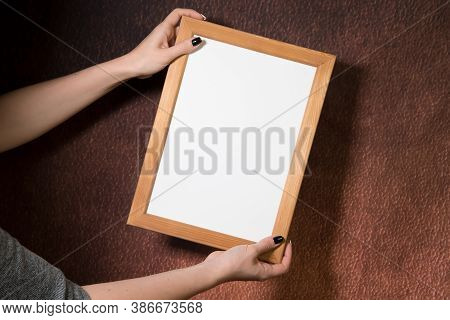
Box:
left=0, top=0, right=448, bottom=299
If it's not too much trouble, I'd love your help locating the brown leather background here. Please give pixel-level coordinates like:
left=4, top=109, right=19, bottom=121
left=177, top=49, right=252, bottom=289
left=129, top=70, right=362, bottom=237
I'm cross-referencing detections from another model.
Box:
left=0, top=0, right=448, bottom=299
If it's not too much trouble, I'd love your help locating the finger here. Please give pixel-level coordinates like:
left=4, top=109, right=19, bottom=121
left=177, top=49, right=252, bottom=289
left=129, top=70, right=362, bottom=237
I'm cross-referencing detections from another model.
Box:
left=261, top=241, right=293, bottom=278
left=168, top=26, right=180, bottom=47
left=251, top=235, right=285, bottom=256
left=163, top=8, right=205, bottom=27
left=204, top=250, right=222, bottom=262
left=161, top=39, right=169, bottom=49
left=165, top=36, right=203, bottom=60
left=280, top=240, right=293, bottom=271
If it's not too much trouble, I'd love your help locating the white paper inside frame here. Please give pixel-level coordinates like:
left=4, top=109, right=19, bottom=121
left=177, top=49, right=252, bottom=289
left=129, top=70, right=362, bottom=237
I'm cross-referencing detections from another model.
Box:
left=147, top=36, right=316, bottom=242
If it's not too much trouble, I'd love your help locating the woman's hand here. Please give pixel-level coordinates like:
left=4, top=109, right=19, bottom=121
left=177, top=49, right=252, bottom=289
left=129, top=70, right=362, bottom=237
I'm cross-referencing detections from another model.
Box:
left=0, top=8, right=205, bottom=152
left=203, top=236, right=293, bottom=283
left=84, top=236, right=292, bottom=300
left=124, top=8, right=205, bottom=78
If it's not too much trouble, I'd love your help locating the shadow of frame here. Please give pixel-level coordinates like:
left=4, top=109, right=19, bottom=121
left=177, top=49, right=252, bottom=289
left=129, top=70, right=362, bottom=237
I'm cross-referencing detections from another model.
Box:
left=166, top=62, right=362, bottom=299
left=270, top=62, right=362, bottom=299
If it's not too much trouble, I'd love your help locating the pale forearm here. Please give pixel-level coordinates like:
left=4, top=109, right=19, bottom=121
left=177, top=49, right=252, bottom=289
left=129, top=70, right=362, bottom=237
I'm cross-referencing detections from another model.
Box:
left=82, top=236, right=292, bottom=300
left=83, top=261, right=222, bottom=300
left=0, top=55, right=135, bottom=152
left=0, top=9, right=205, bottom=153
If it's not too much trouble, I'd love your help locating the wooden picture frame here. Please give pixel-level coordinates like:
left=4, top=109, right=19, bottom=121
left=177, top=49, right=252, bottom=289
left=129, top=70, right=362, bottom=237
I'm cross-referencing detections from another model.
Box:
left=127, top=17, right=335, bottom=263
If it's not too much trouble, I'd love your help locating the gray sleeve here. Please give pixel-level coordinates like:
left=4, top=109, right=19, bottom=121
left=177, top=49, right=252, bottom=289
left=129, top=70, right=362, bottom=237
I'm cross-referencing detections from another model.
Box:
left=0, top=228, right=90, bottom=300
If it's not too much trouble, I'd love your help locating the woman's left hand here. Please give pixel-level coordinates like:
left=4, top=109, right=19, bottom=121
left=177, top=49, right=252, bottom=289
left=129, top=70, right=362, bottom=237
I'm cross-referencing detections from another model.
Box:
left=125, top=8, right=205, bottom=78
left=202, top=236, right=293, bottom=283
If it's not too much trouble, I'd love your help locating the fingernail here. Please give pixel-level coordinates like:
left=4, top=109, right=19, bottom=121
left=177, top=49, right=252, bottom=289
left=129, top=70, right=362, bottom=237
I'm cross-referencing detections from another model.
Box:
left=201, top=14, right=207, bottom=21
left=273, top=236, right=284, bottom=244
left=192, top=37, right=202, bottom=47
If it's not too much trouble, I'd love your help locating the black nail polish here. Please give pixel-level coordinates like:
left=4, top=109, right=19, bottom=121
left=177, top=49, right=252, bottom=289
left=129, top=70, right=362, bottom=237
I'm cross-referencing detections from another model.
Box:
left=192, top=37, right=202, bottom=46
left=273, top=236, right=284, bottom=244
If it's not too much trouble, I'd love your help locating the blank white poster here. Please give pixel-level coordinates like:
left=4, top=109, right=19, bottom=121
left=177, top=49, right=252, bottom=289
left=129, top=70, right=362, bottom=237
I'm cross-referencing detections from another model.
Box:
left=147, top=36, right=316, bottom=242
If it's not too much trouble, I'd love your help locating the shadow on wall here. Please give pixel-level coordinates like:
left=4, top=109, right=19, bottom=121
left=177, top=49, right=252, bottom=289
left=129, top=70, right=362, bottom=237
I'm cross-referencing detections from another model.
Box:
left=166, top=62, right=362, bottom=299
left=271, top=62, right=362, bottom=299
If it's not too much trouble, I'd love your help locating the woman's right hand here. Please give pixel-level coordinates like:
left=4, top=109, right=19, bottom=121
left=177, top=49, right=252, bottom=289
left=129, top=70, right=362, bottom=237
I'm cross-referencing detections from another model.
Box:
left=124, top=8, right=205, bottom=79
left=202, top=236, right=292, bottom=283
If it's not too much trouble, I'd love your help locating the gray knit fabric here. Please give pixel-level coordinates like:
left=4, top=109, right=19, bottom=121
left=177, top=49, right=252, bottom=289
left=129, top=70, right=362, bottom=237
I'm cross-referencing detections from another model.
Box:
left=0, top=228, right=90, bottom=300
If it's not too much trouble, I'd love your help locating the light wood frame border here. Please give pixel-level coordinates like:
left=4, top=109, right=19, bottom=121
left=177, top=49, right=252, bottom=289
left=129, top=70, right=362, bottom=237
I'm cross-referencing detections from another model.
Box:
left=127, top=17, right=335, bottom=263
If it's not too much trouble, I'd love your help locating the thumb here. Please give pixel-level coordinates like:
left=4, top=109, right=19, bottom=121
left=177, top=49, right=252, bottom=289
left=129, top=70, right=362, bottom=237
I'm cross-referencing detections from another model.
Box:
left=166, top=36, right=203, bottom=61
left=251, top=235, right=285, bottom=256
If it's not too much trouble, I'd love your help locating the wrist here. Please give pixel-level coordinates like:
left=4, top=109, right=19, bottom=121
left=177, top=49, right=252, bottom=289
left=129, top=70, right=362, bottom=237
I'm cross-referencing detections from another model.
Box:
left=102, top=54, right=140, bottom=81
left=119, top=52, right=140, bottom=79
left=196, top=260, right=229, bottom=287
left=120, top=51, right=153, bottom=79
